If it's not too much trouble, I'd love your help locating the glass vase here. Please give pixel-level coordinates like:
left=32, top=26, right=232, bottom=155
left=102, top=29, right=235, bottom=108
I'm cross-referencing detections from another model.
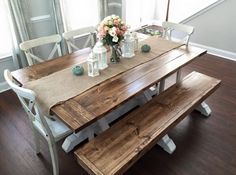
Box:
left=110, top=44, right=120, bottom=63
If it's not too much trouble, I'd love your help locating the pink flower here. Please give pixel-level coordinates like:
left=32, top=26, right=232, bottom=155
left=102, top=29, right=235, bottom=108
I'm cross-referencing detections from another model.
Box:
left=97, top=15, right=128, bottom=45
left=99, top=28, right=107, bottom=37
left=104, top=26, right=109, bottom=31
left=121, top=25, right=127, bottom=31
left=113, top=19, right=119, bottom=26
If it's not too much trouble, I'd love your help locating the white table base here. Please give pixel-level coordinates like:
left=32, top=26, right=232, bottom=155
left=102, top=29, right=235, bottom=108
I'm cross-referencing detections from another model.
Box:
left=62, top=70, right=212, bottom=153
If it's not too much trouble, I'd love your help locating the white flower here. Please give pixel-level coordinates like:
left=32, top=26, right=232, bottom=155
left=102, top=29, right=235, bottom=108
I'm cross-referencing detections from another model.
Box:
left=112, top=35, right=119, bottom=42
left=108, top=20, right=113, bottom=26
left=111, top=14, right=116, bottom=19
left=104, top=16, right=112, bottom=21
left=109, top=27, right=117, bottom=37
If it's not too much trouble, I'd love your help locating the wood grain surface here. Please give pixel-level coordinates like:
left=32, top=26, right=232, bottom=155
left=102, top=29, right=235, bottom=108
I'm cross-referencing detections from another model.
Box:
left=75, top=72, right=221, bottom=175
left=11, top=46, right=206, bottom=132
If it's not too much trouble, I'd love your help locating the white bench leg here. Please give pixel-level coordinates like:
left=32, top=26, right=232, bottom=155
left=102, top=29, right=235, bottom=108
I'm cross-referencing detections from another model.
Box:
left=156, top=79, right=177, bottom=154
left=195, top=101, right=212, bottom=117
left=176, top=70, right=212, bottom=117
left=157, top=134, right=176, bottom=154
left=135, top=86, right=177, bottom=154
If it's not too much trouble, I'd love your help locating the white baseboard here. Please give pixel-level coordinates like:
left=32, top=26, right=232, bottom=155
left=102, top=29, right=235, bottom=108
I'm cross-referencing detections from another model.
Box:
left=189, top=42, right=236, bottom=61
left=0, top=81, right=10, bottom=93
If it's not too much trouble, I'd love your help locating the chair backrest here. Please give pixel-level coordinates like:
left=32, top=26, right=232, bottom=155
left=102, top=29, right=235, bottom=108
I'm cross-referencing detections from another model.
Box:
left=63, top=26, right=96, bottom=54
left=20, top=34, right=62, bottom=66
left=162, top=21, right=194, bottom=45
left=4, top=70, right=54, bottom=140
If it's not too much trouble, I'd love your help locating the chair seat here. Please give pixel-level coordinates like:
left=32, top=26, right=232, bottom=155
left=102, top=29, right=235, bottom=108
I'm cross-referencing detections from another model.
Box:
left=34, top=115, right=72, bottom=142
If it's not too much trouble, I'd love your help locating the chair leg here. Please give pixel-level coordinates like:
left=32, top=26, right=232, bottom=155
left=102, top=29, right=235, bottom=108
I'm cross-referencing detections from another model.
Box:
left=32, top=127, right=40, bottom=154
left=48, top=140, right=59, bottom=175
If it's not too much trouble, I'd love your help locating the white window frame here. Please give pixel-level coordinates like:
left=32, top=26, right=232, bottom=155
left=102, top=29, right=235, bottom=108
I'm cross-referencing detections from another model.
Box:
left=59, top=0, right=100, bottom=31
left=0, top=0, right=14, bottom=59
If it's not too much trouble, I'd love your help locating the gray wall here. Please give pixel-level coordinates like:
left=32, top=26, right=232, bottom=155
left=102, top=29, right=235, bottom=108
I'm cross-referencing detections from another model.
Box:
left=185, top=0, right=236, bottom=53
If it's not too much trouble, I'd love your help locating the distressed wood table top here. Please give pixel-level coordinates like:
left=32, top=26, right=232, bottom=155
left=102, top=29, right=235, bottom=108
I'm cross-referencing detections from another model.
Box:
left=12, top=45, right=206, bottom=133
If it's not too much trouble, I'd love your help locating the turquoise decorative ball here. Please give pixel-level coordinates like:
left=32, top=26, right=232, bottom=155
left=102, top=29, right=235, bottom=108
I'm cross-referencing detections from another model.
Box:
left=141, top=44, right=151, bottom=53
left=72, top=65, right=84, bottom=76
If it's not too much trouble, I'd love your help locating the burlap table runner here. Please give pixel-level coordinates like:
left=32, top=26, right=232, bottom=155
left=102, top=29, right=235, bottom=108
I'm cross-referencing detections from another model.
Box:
left=24, top=37, right=183, bottom=115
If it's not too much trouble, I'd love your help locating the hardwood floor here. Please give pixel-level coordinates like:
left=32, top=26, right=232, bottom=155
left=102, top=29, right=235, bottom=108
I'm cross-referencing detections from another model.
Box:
left=0, top=54, right=235, bottom=175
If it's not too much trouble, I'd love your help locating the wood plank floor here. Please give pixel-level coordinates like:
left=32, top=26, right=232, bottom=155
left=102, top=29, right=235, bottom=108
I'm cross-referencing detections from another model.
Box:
left=0, top=54, right=235, bottom=175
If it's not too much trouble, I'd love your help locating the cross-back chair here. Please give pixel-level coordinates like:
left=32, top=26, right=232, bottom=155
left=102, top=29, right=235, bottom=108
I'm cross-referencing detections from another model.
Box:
left=63, top=26, right=96, bottom=54
left=4, top=70, right=72, bottom=175
left=20, top=34, right=62, bottom=66
left=162, top=21, right=194, bottom=84
left=162, top=21, right=194, bottom=45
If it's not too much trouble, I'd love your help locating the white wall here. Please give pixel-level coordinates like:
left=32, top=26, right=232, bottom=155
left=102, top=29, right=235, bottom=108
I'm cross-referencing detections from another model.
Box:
left=185, top=0, right=236, bottom=54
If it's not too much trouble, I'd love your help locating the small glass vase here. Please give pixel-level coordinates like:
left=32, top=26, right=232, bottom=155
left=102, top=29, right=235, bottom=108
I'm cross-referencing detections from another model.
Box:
left=110, top=44, right=120, bottom=63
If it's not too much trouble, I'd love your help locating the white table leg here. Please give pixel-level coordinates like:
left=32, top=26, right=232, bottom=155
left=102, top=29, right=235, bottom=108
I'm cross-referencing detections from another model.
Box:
left=62, top=119, right=109, bottom=153
left=62, top=128, right=93, bottom=153
left=176, top=69, right=182, bottom=82
left=157, top=135, right=176, bottom=154
left=159, top=79, right=165, bottom=92
left=94, top=118, right=110, bottom=135
left=195, top=101, right=212, bottom=117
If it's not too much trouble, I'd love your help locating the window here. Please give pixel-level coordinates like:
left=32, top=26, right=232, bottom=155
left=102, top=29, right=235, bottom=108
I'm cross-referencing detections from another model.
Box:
left=0, top=0, right=13, bottom=58
left=60, top=0, right=100, bottom=31
left=125, top=0, right=157, bottom=30
left=60, top=0, right=157, bottom=31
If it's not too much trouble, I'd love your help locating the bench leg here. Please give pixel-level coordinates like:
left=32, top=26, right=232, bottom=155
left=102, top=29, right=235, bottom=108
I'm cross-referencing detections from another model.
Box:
left=195, top=101, right=212, bottom=117
left=157, top=134, right=176, bottom=154
left=137, top=87, right=177, bottom=155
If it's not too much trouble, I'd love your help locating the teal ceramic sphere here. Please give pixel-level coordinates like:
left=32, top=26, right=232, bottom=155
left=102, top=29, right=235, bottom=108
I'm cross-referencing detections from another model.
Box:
left=72, top=65, right=84, bottom=76
left=141, top=44, right=151, bottom=53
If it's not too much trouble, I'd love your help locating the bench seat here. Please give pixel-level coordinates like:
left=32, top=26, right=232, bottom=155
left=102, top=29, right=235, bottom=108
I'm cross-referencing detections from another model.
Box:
left=74, top=71, right=221, bottom=175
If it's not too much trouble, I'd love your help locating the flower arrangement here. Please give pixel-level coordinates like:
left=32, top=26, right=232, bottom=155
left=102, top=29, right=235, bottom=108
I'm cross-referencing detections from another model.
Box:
left=98, top=15, right=128, bottom=46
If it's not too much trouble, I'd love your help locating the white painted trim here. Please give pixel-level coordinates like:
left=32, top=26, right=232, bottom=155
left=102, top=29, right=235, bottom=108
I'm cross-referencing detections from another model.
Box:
left=0, top=81, right=10, bottom=93
left=190, top=42, right=236, bottom=61
left=0, top=54, right=13, bottom=61
left=181, top=0, right=225, bottom=24
left=30, top=15, right=51, bottom=23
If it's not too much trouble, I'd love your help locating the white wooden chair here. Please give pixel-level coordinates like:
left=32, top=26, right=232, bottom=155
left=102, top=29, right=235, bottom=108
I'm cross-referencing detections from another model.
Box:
left=162, top=21, right=194, bottom=83
left=20, top=34, right=62, bottom=66
left=63, top=26, right=96, bottom=54
left=162, top=21, right=194, bottom=45
left=4, top=70, right=72, bottom=175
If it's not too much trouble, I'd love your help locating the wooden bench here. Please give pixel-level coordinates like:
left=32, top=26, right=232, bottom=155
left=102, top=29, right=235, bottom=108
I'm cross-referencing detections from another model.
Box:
left=74, top=71, right=221, bottom=175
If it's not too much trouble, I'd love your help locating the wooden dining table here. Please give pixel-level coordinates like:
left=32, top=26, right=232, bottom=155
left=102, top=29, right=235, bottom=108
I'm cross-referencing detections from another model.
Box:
left=12, top=42, right=207, bottom=135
